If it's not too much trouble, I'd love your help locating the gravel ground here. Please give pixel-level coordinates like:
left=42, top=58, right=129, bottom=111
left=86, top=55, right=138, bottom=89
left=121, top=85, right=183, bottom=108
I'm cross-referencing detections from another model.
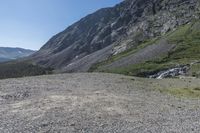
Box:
left=0, top=73, right=200, bottom=133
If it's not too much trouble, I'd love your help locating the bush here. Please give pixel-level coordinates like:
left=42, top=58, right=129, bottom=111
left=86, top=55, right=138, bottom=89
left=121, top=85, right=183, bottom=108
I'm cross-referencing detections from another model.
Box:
left=0, top=61, right=53, bottom=79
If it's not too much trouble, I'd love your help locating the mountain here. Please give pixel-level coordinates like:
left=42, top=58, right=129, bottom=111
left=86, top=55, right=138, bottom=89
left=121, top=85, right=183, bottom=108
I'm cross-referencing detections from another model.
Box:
left=1, top=0, right=200, bottom=79
left=0, top=47, right=35, bottom=62
left=28, top=0, right=200, bottom=74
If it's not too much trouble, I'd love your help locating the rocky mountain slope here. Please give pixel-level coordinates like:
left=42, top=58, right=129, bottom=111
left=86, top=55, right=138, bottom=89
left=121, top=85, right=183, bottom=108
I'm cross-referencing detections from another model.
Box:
left=0, top=47, right=35, bottom=62
left=93, top=21, right=200, bottom=78
left=28, top=0, right=200, bottom=75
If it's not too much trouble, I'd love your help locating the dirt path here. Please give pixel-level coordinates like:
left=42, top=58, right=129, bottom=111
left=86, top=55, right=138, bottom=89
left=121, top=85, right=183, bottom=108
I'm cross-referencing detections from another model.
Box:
left=0, top=73, right=200, bottom=133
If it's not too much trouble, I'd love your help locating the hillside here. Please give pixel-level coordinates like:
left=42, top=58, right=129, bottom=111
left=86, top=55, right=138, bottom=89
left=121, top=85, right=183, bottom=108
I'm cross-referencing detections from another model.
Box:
left=28, top=0, right=200, bottom=74
left=0, top=47, right=35, bottom=62
left=91, top=20, right=200, bottom=78
left=0, top=73, right=200, bottom=132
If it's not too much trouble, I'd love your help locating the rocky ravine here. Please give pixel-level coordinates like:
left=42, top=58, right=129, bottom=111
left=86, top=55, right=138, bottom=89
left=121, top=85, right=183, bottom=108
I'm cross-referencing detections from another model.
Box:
left=0, top=73, right=200, bottom=132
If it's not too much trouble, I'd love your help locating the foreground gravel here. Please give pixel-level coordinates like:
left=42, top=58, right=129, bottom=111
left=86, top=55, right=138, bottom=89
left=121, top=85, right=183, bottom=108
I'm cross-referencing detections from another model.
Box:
left=0, top=73, right=200, bottom=133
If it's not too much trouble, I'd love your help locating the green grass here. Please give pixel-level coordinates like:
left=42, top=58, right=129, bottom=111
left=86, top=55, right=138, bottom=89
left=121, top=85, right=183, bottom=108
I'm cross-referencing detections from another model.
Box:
left=100, top=62, right=174, bottom=76
left=189, top=63, right=200, bottom=78
left=166, top=21, right=200, bottom=60
left=159, top=87, right=200, bottom=99
left=90, top=20, right=200, bottom=77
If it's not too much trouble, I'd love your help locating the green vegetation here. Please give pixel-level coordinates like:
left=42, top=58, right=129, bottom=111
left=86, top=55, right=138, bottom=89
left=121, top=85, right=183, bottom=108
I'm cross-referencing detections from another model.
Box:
left=166, top=21, right=200, bottom=60
left=159, top=87, right=200, bottom=99
left=189, top=63, right=200, bottom=78
left=90, top=21, right=200, bottom=77
left=99, top=61, right=174, bottom=76
left=0, top=61, right=53, bottom=79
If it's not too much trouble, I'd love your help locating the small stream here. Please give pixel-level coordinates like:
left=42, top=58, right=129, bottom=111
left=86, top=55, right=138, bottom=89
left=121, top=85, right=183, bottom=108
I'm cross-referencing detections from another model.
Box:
left=149, top=65, right=190, bottom=79
left=149, top=61, right=200, bottom=79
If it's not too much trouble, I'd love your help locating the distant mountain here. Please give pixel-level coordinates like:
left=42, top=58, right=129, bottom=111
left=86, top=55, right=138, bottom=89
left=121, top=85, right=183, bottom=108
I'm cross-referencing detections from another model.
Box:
left=0, top=47, right=35, bottom=62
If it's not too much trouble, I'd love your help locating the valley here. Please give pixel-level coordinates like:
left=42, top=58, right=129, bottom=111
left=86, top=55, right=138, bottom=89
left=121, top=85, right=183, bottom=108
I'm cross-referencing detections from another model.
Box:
left=0, top=0, right=200, bottom=132
left=0, top=0, right=199, bottom=79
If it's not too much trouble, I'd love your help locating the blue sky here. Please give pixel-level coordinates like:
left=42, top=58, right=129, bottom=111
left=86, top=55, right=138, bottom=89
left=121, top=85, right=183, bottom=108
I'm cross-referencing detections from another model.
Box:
left=0, top=0, right=122, bottom=50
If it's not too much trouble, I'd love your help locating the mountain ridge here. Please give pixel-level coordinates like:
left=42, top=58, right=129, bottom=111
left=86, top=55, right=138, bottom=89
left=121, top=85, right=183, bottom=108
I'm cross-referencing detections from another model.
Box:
left=0, top=47, right=35, bottom=62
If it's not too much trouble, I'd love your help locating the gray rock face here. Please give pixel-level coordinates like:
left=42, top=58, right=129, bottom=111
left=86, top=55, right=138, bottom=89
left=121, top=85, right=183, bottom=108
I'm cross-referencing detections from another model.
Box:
left=29, top=0, right=200, bottom=71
